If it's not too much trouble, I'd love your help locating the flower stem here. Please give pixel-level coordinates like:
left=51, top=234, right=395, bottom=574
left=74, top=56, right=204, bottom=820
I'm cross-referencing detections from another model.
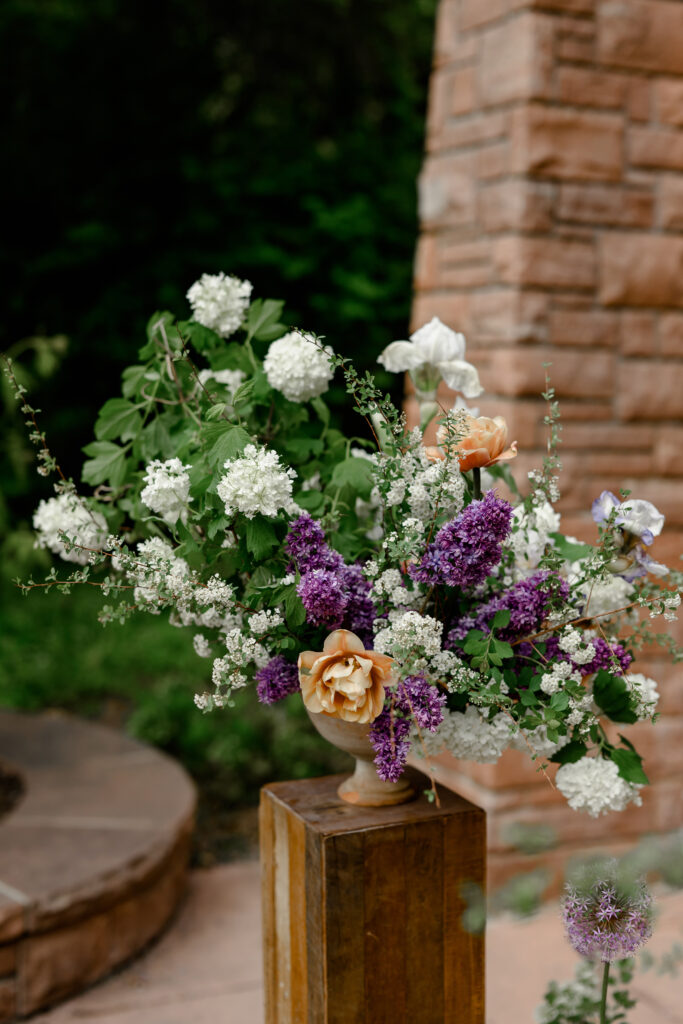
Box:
left=600, top=961, right=610, bottom=1024
left=472, top=467, right=482, bottom=501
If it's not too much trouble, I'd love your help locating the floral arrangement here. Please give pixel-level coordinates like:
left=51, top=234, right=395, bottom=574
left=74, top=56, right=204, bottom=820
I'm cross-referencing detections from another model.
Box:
left=7, top=271, right=682, bottom=815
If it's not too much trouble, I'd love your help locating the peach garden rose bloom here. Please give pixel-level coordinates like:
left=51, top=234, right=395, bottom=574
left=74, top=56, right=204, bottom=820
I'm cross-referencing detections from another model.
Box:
left=298, top=629, right=395, bottom=724
left=434, top=414, right=518, bottom=473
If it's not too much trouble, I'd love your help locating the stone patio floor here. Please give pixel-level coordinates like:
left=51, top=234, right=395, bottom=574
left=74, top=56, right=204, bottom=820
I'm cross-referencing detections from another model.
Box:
left=34, top=861, right=683, bottom=1023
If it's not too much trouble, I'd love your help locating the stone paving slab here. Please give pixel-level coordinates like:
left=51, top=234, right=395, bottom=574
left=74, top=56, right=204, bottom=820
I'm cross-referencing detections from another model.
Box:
left=34, top=861, right=683, bottom=1024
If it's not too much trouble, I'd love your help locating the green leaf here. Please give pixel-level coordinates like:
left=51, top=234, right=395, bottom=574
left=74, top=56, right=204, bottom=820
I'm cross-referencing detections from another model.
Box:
left=550, top=740, right=587, bottom=765
left=548, top=532, right=593, bottom=562
left=311, top=396, right=330, bottom=429
left=610, top=748, right=649, bottom=785
left=520, top=690, right=538, bottom=707
left=175, top=519, right=199, bottom=555
left=207, top=515, right=232, bottom=540
left=592, top=670, right=637, bottom=724
left=121, top=365, right=147, bottom=399
left=491, top=638, right=514, bottom=660
left=244, top=517, right=279, bottom=560
left=463, top=630, right=486, bottom=655
left=329, top=456, right=374, bottom=499
left=286, top=437, right=324, bottom=460
left=245, top=298, right=284, bottom=342
left=232, top=379, right=255, bottom=410
left=549, top=692, right=570, bottom=712
left=177, top=319, right=222, bottom=353
left=81, top=441, right=127, bottom=488
left=94, top=398, right=142, bottom=442
left=206, top=425, right=252, bottom=468
left=296, top=490, right=326, bottom=514
left=205, top=402, right=228, bottom=421
left=492, top=609, right=511, bottom=630
left=283, top=585, right=306, bottom=628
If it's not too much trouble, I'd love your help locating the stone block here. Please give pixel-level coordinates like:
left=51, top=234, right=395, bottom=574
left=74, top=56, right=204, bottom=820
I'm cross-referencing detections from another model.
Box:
left=598, top=0, right=683, bottom=75
left=478, top=180, right=553, bottom=232
left=476, top=141, right=510, bottom=179
left=556, top=67, right=628, bottom=109
left=493, top=236, right=595, bottom=289
left=411, top=293, right=470, bottom=335
left=557, top=184, right=653, bottom=228
left=600, top=234, right=683, bottom=308
left=631, top=126, right=683, bottom=171
left=413, top=235, right=438, bottom=292
left=620, top=311, right=657, bottom=356
left=512, top=105, right=623, bottom=181
left=433, top=1, right=478, bottom=67
left=654, top=426, right=683, bottom=477
left=656, top=79, right=683, bottom=128
left=466, top=289, right=548, bottom=345
left=451, top=66, right=477, bottom=117
left=556, top=16, right=596, bottom=63
left=561, top=422, right=654, bottom=449
left=478, top=12, right=554, bottom=107
left=627, top=78, right=651, bottom=121
left=417, top=153, right=477, bottom=228
left=617, top=360, right=683, bottom=420
left=585, top=452, right=653, bottom=476
left=659, top=314, right=683, bottom=356
left=548, top=309, right=619, bottom=347
left=430, top=110, right=509, bottom=155
left=659, top=177, right=683, bottom=231
left=486, top=348, right=615, bottom=398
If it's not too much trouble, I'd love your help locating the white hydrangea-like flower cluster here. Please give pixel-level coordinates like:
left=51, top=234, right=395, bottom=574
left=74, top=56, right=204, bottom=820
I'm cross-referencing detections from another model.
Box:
left=370, top=569, right=420, bottom=609
left=624, top=672, right=659, bottom=720
left=140, top=458, right=192, bottom=525
left=33, top=493, right=107, bottom=565
left=193, top=634, right=212, bottom=658
left=429, top=651, right=480, bottom=692
left=556, top=757, right=642, bottom=817
left=217, top=444, right=297, bottom=519
left=540, top=660, right=581, bottom=695
left=558, top=626, right=596, bottom=665
left=194, top=574, right=234, bottom=610
left=580, top=574, right=634, bottom=621
left=263, top=332, right=334, bottom=402
left=248, top=609, right=283, bottom=635
left=205, top=628, right=271, bottom=703
left=197, top=368, right=245, bottom=412
left=374, top=610, right=443, bottom=662
left=508, top=501, right=561, bottom=573
left=186, top=273, right=252, bottom=338
left=421, top=706, right=511, bottom=764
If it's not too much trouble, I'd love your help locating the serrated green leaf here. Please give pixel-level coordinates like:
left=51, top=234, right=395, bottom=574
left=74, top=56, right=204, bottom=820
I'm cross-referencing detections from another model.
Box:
left=94, top=398, right=142, bottom=442
left=232, top=379, right=255, bottom=410
left=492, top=609, right=511, bottom=629
left=550, top=740, right=587, bottom=765
left=207, top=515, right=232, bottom=540
left=329, top=456, right=374, bottom=499
left=296, top=490, right=326, bottom=514
left=205, top=402, right=228, bottom=421
left=283, top=585, right=306, bottom=628
left=520, top=690, right=538, bottom=707
left=206, top=425, right=252, bottom=468
left=175, top=519, right=199, bottom=555
left=592, top=670, right=637, bottom=724
left=286, top=437, right=324, bottom=460
left=491, top=639, right=514, bottom=660
left=81, top=441, right=127, bottom=488
left=549, top=691, right=570, bottom=711
left=177, top=319, right=222, bottom=353
left=245, top=298, right=284, bottom=342
left=121, top=365, right=147, bottom=399
left=549, top=532, right=593, bottom=562
left=244, top=517, right=279, bottom=560
left=610, top=748, right=649, bottom=785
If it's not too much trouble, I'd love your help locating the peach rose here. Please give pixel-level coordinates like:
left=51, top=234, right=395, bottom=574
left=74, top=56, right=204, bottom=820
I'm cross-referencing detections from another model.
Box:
left=298, top=629, right=395, bottom=723
left=435, top=414, right=517, bottom=473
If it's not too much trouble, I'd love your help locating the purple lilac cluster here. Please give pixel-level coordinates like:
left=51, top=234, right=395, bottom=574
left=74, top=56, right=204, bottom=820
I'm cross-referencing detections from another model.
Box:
left=286, top=515, right=376, bottom=642
left=562, top=867, right=653, bottom=962
left=540, top=635, right=633, bottom=677
left=369, top=675, right=446, bottom=782
left=255, top=655, right=300, bottom=705
left=410, top=491, right=513, bottom=590
left=448, top=571, right=570, bottom=645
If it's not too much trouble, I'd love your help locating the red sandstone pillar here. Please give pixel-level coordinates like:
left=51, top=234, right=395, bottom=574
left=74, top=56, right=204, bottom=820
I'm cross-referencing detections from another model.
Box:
left=412, top=0, right=683, bottom=891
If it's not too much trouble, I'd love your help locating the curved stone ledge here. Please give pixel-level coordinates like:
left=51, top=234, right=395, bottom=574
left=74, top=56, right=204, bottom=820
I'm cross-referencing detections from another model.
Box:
left=0, top=711, right=196, bottom=1020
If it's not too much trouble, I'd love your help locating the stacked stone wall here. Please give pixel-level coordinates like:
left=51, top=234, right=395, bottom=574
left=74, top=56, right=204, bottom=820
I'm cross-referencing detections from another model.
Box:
left=412, top=0, right=683, bottom=889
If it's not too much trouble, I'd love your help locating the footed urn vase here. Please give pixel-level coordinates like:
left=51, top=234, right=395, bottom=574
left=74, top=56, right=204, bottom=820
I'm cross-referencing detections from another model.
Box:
left=307, top=710, right=415, bottom=807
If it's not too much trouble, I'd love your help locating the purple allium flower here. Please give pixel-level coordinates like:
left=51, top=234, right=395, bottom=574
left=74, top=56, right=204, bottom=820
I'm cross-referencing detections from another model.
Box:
left=448, top=571, right=569, bottom=645
left=297, top=568, right=349, bottom=628
left=369, top=675, right=445, bottom=781
left=255, top=655, right=300, bottom=705
left=410, top=490, right=513, bottom=589
left=562, top=861, right=653, bottom=962
left=285, top=513, right=343, bottom=573
left=542, top=635, right=633, bottom=677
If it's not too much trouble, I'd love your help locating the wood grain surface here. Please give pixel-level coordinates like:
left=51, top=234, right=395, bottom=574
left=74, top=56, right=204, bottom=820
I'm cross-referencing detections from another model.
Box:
left=260, top=770, right=485, bottom=1023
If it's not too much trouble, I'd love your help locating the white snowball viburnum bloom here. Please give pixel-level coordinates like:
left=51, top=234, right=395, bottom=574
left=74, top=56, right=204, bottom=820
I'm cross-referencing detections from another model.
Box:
left=197, top=367, right=245, bottom=404
left=140, top=458, right=192, bottom=525
left=33, top=493, right=108, bottom=565
left=263, top=332, right=334, bottom=402
left=421, top=706, right=511, bottom=764
left=377, top=317, right=483, bottom=398
left=510, top=724, right=570, bottom=758
left=186, top=272, right=252, bottom=338
left=217, top=444, right=297, bottom=519
left=556, top=757, right=643, bottom=817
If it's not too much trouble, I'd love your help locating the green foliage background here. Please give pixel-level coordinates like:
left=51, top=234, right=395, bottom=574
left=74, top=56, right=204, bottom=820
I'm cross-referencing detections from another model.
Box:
left=1, top=0, right=438, bottom=821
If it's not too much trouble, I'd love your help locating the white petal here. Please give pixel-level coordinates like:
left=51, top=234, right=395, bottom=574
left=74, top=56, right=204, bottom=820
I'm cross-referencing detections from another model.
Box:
left=377, top=340, right=424, bottom=373
left=437, top=359, right=484, bottom=398
left=410, top=317, right=466, bottom=364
